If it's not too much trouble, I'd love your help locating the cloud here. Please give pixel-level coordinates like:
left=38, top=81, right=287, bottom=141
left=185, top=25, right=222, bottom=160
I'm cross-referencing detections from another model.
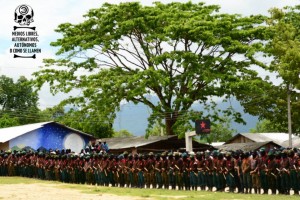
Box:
left=205, top=0, right=299, bottom=15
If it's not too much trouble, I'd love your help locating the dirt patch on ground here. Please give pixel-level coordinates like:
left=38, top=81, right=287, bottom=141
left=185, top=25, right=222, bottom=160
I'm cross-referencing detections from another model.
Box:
left=0, top=183, right=145, bottom=200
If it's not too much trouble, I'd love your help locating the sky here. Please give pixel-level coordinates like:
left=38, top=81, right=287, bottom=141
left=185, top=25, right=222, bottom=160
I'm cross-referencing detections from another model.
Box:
left=1, top=0, right=300, bottom=110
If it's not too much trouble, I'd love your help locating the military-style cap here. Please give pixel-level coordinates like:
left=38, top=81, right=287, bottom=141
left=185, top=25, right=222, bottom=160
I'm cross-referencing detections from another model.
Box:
left=259, top=147, right=265, bottom=152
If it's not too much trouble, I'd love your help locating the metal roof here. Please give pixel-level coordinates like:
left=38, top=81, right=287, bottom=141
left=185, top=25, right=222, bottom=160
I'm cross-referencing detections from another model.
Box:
left=0, top=121, right=95, bottom=143
left=259, top=133, right=298, bottom=144
left=225, top=133, right=300, bottom=147
left=99, top=135, right=178, bottom=150
left=239, top=133, right=270, bottom=142
left=281, top=137, right=300, bottom=148
left=216, top=141, right=280, bottom=152
left=0, top=122, right=51, bottom=143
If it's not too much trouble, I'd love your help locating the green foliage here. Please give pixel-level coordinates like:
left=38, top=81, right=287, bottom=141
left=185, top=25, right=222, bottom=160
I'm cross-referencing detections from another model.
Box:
left=33, top=2, right=269, bottom=135
left=250, top=119, right=282, bottom=133
left=237, top=84, right=300, bottom=133
left=38, top=105, right=65, bottom=121
left=239, top=6, right=300, bottom=135
left=145, top=120, right=166, bottom=138
left=39, top=105, right=114, bottom=138
left=267, top=6, right=300, bottom=134
left=113, top=129, right=134, bottom=137
left=0, top=114, right=20, bottom=128
left=201, top=116, right=236, bottom=144
left=267, top=6, right=300, bottom=89
left=0, top=75, right=40, bottom=126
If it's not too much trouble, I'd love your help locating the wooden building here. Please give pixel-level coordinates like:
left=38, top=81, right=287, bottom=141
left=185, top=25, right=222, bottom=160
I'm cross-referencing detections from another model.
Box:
left=216, top=141, right=281, bottom=152
left=222, top=132, right=300, bottom=151
left=98, top=135, right=215, bottom=155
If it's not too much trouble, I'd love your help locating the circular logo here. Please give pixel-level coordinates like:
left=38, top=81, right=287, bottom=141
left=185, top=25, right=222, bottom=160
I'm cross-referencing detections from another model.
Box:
left=19, top=5, right=29, bottom=15
left=64, top=133, right=85, bottom=153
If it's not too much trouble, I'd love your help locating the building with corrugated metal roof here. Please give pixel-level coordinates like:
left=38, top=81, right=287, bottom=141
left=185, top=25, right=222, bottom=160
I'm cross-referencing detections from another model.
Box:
left=222, top=132, right=300, bottom=150
left=215, top=141, right=281, bottom=152
left=0, top=121, right=95, bottom=153
left=98, top=135, right=215, bottom=154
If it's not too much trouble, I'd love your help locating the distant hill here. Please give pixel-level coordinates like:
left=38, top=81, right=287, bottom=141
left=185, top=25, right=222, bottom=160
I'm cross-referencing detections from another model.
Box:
left=113, top=97, right=258, bottom=136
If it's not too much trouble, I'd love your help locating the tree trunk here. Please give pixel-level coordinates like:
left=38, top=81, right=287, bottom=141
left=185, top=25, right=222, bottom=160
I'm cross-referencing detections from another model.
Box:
left=165, top=112, right=178, bottom=135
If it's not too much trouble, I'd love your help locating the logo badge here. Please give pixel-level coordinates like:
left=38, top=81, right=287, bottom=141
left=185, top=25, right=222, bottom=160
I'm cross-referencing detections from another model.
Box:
left=14, top=5, right=34, bottom=26
left=195, top=119, right=211, bottom=134
left=10, top=4, right=41, bottom=59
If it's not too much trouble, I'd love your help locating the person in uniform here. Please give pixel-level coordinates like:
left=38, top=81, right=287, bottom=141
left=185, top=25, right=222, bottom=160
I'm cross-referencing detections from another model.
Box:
left=69, top=154, right=76, bottom=183
left=250, top=151, right=261, bottom=194
left=153, top=153, right=162, bottom=189
left=196, top=151, right=205, bottom=191
left=122, top=151, right=129, bottom=187
left=145, top=152, right=156, bottom=189
left=242, top=152, right=251, bottom=194
left=102, top=154, right=109, bottom=186
left=225, top=152, right=235, bottom=193
left=295, top=152, right=300, bottom=195
left=189, top=152, right=198, bottom=191
left=174, top=152, right=183, bottom=190
left=160, top=152, right=169, bottom=189
left=276, top=150, right=284, bottom=194
left=125, top=153, right=134, bottom=188
left=112, top=155, right=120, bottom=187
left=132, top=154, right=139, bottom=188
left=267, top=150, right=277, bottom=195
left=204, top=150, right=213, bottom=191
left=117, top=154, right=126, bottom=187
left=137, top=154, right=145, bottom=188
left=217, top=152, right=226, bottom=192
left=167, top=152, right=176, bottom=190
left=182, top=152, right=190, bottom=190
left=288, top=149, right=298, bottom=195
left=259, top=148, right=269, bottom=194
left=107, top=154, right=116, bottom=187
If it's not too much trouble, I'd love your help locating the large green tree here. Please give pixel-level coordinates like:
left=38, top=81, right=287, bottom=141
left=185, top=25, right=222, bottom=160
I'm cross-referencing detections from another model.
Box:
left=266, top=6, right=300, bottom=134
left=34, top=2, right=269, bottom=136
left=250, top=119, right=282, bottom=133
left=39, top=105, right=114, bottom=138
left=237, top=6, right=300, bottom=134
left=267, top=6, right=300, bottom=90
left=0, top=75, right=40, bottom=126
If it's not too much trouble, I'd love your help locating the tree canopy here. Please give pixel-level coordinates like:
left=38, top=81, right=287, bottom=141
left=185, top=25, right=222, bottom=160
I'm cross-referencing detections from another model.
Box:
left=237, top=6, right=300, bottom=134
left=113, top=129, right=134, bottom=138
left=39, top=105, right=114, bottom=138
left=33, top=2, right=270, bottom=136
left=267, top=6, right=300, bottom=134
left=250, top=119, right=282, bottom=133
left=0, top=75, right=40, bottom=127
left=267, top=6, right=300, bottom=90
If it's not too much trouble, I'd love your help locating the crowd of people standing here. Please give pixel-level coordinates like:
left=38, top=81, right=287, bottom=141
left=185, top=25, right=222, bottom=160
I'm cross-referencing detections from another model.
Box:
left=0, top=144, right=300, bottom=195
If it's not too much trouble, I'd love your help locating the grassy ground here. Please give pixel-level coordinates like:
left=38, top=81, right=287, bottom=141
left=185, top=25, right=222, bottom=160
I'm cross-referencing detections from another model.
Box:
left=0, top=177, right=299, bottom=200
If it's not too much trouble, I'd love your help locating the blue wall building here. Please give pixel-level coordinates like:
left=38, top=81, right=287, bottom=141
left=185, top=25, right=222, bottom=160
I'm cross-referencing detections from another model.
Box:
left=0, top=122, right=95, bottom=153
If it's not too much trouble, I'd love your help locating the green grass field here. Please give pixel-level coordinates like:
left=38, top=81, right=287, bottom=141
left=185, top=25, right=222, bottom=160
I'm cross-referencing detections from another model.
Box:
left=0, top=177, right=299, bottom=200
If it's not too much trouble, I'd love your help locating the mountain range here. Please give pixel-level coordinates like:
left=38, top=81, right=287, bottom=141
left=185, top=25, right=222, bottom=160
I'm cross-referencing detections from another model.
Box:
left=113, top=97, right=259, bottom=136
